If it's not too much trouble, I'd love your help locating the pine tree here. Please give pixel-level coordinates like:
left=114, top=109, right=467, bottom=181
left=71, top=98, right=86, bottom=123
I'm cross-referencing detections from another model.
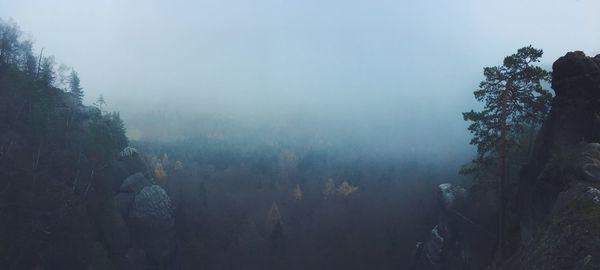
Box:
left=462, top=45, right=552, bottom=260
left=94, top=94, right=106, bottom=111
left=38, top=56, right=55, bottom=86
left=69, top=70, right=84, bottom=103
left=0, top=19, right=20, bottom=66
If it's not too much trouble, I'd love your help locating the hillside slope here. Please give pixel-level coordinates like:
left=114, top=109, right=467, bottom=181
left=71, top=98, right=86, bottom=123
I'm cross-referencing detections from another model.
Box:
left=0, top=31, right=173, bottom=268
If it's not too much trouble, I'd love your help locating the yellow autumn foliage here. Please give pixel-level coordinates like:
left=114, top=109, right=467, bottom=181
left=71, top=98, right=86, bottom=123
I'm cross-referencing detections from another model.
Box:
left=337, top=180, right=358, bottom=197
left=154, top=161, right=167, bottom=179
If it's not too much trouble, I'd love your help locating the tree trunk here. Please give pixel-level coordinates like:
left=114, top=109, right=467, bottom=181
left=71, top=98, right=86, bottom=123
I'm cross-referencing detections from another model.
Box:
left=527, top=120, right=536, bottom=157
left=496, top=79, right=512, bottom=263
left=36, top=47, right=43, bottom=78
left=0, top=38, right=6, bottom=65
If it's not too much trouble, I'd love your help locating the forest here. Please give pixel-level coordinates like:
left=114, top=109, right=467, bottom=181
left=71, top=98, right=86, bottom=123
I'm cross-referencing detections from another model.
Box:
left=1, top=1, right=600, bottom=270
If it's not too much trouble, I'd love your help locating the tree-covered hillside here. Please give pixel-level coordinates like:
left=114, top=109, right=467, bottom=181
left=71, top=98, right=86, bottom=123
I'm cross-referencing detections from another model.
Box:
left=0, top=19, right=128, bottom=269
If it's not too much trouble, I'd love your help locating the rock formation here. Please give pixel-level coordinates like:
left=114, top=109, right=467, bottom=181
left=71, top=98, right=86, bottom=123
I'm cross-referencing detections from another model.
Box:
left=129, top=184, right=175, bottom=266
left=411, top=183, right=469, bottom=269
left=120, top=172, right=154, bottom=194
left=504, top=52, right=600, bottom=269
left=110, top=170, right=175, bottom=268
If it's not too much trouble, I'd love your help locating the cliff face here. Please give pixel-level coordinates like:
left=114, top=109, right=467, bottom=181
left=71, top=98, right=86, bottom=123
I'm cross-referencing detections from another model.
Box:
left=505, top=52, right=600, bottom=269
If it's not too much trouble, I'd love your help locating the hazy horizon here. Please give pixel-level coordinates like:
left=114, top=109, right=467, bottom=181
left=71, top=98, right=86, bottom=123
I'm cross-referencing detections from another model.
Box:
left=2, top=0, right=599, bottom=162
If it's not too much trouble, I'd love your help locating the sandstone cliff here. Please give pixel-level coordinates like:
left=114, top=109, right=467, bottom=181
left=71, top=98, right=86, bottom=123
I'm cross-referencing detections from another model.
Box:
left=504, top=52, right=600, bottom=269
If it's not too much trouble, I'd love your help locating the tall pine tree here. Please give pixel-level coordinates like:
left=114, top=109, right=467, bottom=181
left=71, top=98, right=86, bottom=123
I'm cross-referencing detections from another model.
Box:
left=462, top=45, right=552, bottom=260
left=69, top=70, right=84, bottom=103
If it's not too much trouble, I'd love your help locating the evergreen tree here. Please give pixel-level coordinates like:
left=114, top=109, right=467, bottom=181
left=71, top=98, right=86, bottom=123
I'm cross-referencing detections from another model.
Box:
left=0, top=19, right=20, bottom=66
left=84, top=111, right=128, bottom=165
left=462, top=45, right=552, bottom=260
left=38, top=56, right=55, bottom=86
left=94, top=94, right=106, bottom=108
left=69, top=70, right=84, bottom=103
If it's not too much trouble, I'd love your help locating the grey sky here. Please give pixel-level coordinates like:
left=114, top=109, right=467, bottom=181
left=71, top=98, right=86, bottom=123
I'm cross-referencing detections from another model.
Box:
left=1, top=0, right=599, bottom=161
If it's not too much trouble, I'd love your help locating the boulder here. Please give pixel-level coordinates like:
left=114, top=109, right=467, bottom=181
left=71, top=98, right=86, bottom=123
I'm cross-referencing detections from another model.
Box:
left=130, top=185, right=174, bottom=227
left=120, top=172, right=153, bottom=194
left=416, top=184, right=470, bottom=269
left=438, top=183, right=468, bottom=211
left=110, top=160, right=132, bottom=194
left=111, top=147, right=152, bottom=194
left=129, top=185, right=175, bottom=266
left=117, top=147, right=151, bottom=179
left=119, top=147, right=139, bottom=158
left=551, top=51, right=600, bottom=98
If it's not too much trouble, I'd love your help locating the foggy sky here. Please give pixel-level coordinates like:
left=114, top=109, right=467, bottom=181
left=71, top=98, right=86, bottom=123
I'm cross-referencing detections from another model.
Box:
left=1, top=0, right=599, bottom=162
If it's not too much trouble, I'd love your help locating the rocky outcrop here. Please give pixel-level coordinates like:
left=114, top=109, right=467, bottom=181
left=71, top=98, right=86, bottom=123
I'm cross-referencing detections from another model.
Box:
left=109, top=170, right=175, bottom=268
left=120, top=172, right=154, bottom=194
left=506, top=52, right=600, bottom=269
left=129, top=185, right=175, bottom=267
left=411, top=184, right=469, bottom=269
left=518, top=51, right=600, bottom=241
left=439, top=183, right=468, bottom=210
left=130, top=185, right=174, bottom=229
left=505, top=145, right=600, bottom=269
left=113, top=170, right=153, bottom=226
left=111, top=148, right=151, bottom=193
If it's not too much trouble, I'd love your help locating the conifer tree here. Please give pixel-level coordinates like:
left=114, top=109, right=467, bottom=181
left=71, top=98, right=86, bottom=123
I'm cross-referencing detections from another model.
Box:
left=38, top=56, right=55, bottom=86
left=94, top=94, right=107, bottom=111
left=462, top=45, right=552, bottom=260
left=69, top=70, right=84, bottom=103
